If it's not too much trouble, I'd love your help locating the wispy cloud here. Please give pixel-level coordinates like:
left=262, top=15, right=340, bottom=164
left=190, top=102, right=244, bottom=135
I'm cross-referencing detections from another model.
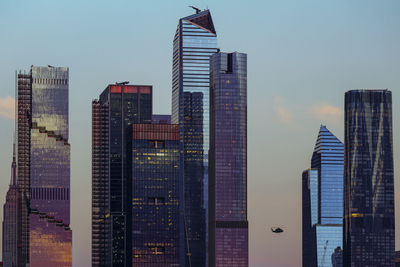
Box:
left=273, top=96, right=298, bottom=128
left=0, top=96, right=15, bottom=120
left=307, top=103, right=343, bottom=124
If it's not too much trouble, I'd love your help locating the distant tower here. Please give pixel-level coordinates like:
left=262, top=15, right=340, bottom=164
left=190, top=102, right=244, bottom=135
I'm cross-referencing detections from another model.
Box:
left=302, top=125, right=344, bottom=267
left=343, top=90, right=395, bottom=266
left=91, top=84, right=152, bottom=266
left=209, top=52, right=248, bottom=267
left=171, top=9, right=218, bottom=266
left=2, top=140, right=18, bottom=267
left=331, top=247, right=343, bottom=267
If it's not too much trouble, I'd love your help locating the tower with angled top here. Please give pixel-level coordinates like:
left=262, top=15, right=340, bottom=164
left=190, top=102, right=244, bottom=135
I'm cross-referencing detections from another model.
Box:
left=171, top=8, right=218, bottom=266
left=302, top=125, right=343, bottom=267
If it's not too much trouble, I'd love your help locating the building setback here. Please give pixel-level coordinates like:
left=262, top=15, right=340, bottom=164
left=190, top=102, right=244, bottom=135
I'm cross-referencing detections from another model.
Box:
left=15, top=66, right=72, bottom=267
left=209, top=52, right=248, bottom=267
left=171, top=9, right=218, bottom=266
left=92, top=84, right=152, bottom=267
left=343, top=90, right=395, bottom=266
left=302, top=125, right=344, bottom=267
left=127, top=123, right=182, bottom=265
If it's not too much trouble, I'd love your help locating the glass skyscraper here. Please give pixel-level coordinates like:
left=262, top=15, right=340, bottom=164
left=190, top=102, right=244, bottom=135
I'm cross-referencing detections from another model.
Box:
left=92, top=84, right=152, bottom=267
left=343, top=90, right=394, bottom=266
left=302, top=125, right=343, bottom=267
left=127, top=123, right=183, bottom=266
left=209, top=52, right=248, bottom=267
left=15, top=66, right=72, bottom=267
left=171, top=9, right=218, bottom=265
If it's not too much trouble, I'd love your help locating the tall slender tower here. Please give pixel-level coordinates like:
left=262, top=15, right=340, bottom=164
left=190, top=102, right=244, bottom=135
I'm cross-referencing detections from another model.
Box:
left=16, top=66, right=72, bottom=267
left=171, top=9, right=218, bottom=265
left=2, top=140, right=18, bottom=267
left=343, top=90, right=395, bottom=266
left=209, top=52, right=248, bottom=267
left=302, top=125, right=344, bottom=267
left=91, top=84, right=152, bottom=267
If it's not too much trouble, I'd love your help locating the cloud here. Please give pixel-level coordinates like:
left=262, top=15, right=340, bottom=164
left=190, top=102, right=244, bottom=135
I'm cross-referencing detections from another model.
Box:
left=307, top=103, right=343, bottom=124
left=0, top=96, right=15, bottom=120
left=273, top=96, right=298, bottom=128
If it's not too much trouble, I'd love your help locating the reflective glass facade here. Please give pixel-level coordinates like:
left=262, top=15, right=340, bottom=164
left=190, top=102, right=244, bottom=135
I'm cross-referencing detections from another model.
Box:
left=29, top=66, right=72, bottom=267
left=302, top=126, right=343, bottom=267
left=209, top=52, right=248, bottom=267
left=92, top=84, right=152, bottom=267
left=316, top=225, right=342, bottom=267
left=344, top=90, right=394, bottom=266
left=171, top=10, right=218, bottom=265
left=128, top=124, right=182, bottom=266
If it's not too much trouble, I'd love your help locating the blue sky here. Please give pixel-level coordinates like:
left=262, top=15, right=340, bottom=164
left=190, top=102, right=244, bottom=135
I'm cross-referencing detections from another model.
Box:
left=1, top=1, right=400, bottom=266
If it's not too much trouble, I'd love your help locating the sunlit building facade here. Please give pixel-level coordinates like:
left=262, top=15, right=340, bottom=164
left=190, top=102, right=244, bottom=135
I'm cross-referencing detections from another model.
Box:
left=302, top=125, right=343, bottom=267
left=209, top=52, right=248, bottom=267
left=171, top=9, right=218, bottom=265
left=128, top=123, right=182, bottom=266
left=15, top=66, right=72, bottom=267
left=92, top=84, right=152, bottom=267
left=343, top=90, right=395, bottom=266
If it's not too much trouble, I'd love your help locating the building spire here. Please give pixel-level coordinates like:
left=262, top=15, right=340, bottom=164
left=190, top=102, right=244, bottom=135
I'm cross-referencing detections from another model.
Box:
left=10, top=132, right=17, bottom=186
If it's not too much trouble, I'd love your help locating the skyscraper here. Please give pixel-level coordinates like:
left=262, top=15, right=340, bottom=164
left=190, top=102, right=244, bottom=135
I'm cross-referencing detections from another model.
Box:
left=16, top=66, right=72, bottom=267
left=127, top=123, right=182, bottom=266
left=302, top=125, right=344, bottom=267
left=209, top=52, right=248, bottom=267
left=171, top=9, right=218, bottom=265
left=92, top=84, right=152, bottom=267
left=2, top=142, right=18, bottom=267
left=343, top=90, right=395, bottom=266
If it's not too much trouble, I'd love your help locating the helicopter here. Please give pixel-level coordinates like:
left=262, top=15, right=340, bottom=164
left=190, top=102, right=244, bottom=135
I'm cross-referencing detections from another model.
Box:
left=271, top=227, right=284, bottom=233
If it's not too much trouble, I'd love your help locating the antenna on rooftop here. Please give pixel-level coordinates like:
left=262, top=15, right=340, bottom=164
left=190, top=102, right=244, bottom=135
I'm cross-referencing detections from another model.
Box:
left=116, top=81, right=129, bottom=85
left=189, top=6, right=201, bottom=14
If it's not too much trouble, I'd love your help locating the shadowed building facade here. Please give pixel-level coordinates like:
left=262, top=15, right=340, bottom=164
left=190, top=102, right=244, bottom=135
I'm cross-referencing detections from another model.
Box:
left=343, top=90, right=395, bottom=266
left=92, top=84, right=152, bottom=267
left=15, top=66, right=72, bottom=267
left=209, top=52, right=248, bottom=267
left=127, top=123, right=182, bottom=266
left=302, top=125, right=344, bottom=267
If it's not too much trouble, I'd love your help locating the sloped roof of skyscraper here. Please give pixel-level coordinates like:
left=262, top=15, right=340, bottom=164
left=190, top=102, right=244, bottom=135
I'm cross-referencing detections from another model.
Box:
left=182, top=9, right=216, bottom=34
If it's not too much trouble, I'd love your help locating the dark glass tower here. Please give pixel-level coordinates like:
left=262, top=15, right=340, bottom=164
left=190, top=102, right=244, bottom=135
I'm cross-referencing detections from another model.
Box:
left=127, top=123, right=182, bottom=266
left=171, top=9, right=218, bottom=265
left=209, top=52, right=248, bottom=267
left=92, top=84, right=152, bottom=267
left=343, top=90, right=394, bottom=266
left=15, top=66, right=72, bottom=267
left=2, top=142, right=18, bottom=267
left=302, top=125, right=343, bottom=267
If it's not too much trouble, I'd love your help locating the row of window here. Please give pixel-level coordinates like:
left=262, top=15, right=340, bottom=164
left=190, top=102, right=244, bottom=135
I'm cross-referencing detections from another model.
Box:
left=31, top=187, right=70, bottom=200
left=34, top=78, right=68, bottom=85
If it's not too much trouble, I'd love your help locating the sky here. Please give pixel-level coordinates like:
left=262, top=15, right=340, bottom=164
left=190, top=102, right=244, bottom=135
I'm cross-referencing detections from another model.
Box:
left=0, top=0, right=400, bottom=266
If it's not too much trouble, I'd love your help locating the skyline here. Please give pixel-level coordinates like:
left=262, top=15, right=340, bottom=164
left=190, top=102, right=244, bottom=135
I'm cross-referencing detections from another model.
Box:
left=1, top=1, right=400, bottom=266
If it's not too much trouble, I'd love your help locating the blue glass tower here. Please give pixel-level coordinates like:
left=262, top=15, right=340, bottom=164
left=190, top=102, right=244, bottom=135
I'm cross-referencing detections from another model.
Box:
left=302, top=125, right=343, bottom=267
left=171, top=9, right=218, bottom=266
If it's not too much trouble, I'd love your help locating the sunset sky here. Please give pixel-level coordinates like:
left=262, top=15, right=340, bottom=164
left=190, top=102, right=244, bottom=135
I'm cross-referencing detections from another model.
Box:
left=1, top=1, right=400, bottom=266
